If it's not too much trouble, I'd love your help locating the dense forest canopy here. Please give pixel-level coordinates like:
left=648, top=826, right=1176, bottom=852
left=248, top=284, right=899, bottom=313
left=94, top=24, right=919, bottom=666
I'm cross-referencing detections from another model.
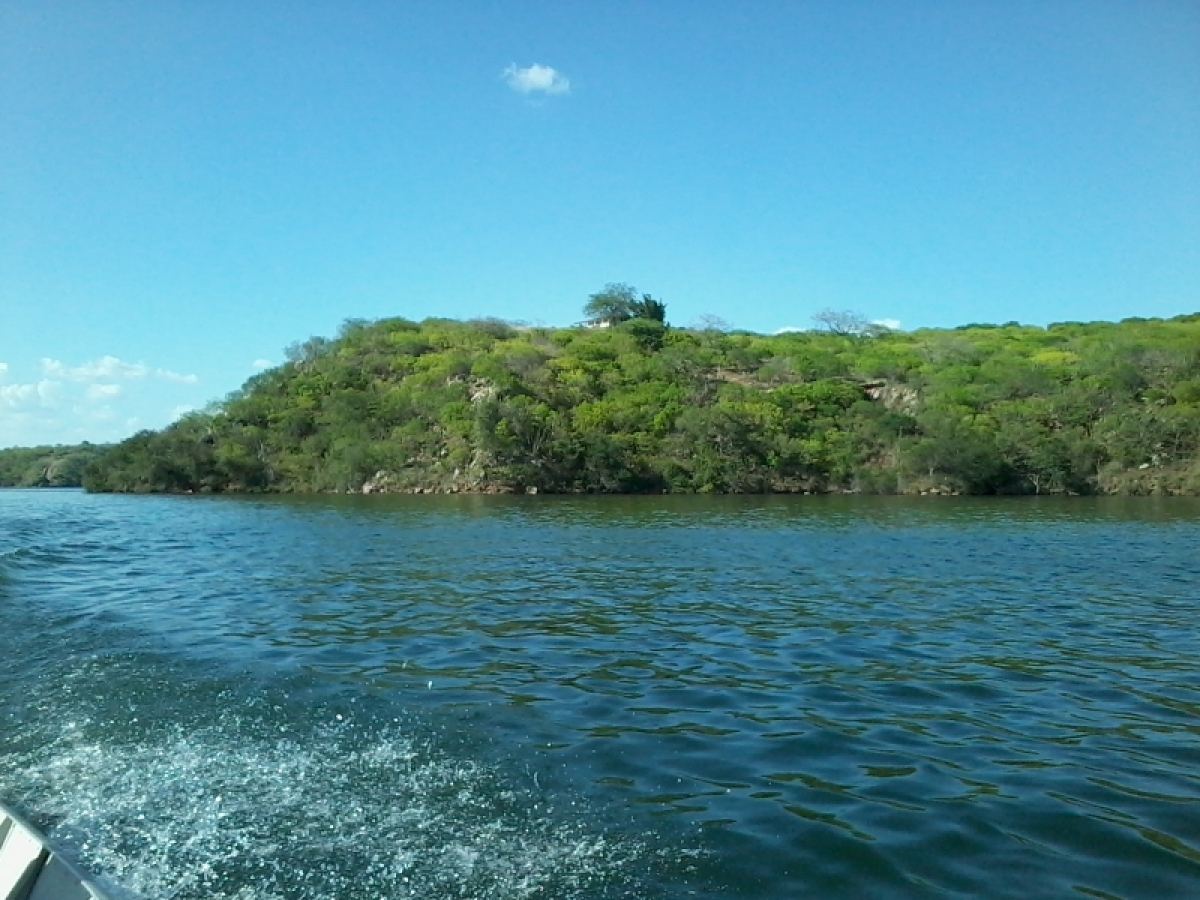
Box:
left=80, top=308, right=1200, bottom=496
left=0, top=443, right=110, bottom=487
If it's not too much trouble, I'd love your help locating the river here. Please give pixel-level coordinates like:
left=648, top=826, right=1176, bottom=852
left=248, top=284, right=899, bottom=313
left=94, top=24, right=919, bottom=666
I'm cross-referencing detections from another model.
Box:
left=1, top=490, right=1198, bottom=898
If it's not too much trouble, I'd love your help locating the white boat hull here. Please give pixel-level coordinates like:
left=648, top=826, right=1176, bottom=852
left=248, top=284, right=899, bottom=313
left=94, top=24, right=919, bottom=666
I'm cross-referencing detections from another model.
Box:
left=0, top=804, right=112, bottom=900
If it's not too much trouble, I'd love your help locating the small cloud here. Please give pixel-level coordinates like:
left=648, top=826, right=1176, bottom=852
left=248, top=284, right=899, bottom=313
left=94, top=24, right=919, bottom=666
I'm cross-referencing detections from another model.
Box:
left=503, top=63, right=570, bottom=95
left=873, top=318, right=902, bottom=331
left=40, top=355, right=197, bottom=384
left=78, top=404, right=116, bottom=423
left=43, top=355, right=149, bottom=381
left=0, top=362, right=8, bottom=380
left=37, top=380, right=62, bottom=405
left=169, top=404, right=194, bottom=421
left=86, top=383, right=123, bottom=400
left=774, top=326, right=806, bottom=334
left=0, top=383, right=36, bottom=408
left=156, top=368, right=199, bottom=384
left=251, top=359, right=273, bottom=371
left=0, top=379, right=60, bottom=409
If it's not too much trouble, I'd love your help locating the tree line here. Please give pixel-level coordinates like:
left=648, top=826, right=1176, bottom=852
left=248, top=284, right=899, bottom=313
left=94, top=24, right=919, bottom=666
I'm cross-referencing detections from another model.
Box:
left=0, top=443, right=110, bottom=487
left=79, top=294, right=1200, bottom=496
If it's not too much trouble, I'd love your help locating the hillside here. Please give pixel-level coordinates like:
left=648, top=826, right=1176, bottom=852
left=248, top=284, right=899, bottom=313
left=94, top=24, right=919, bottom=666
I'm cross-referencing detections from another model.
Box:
left=81, top=313, right=1200, bottom=496
left=0, top=443, right=110, bottom=488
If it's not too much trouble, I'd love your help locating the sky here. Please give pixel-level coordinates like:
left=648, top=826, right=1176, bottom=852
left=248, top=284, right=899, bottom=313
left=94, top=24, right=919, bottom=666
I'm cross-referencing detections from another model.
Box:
left=1, top=1, right=1198, bottom=447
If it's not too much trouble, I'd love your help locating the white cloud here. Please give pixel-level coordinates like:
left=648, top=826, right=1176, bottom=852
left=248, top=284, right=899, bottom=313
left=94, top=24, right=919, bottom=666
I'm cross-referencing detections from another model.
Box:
left=774, top=326, right=806, bottom=334
left=0, top=351, right=206, bottom=445
left=156, top=368, right=199, bottom=384
left=0, top=383, right=37, bottom=408
left=76, top=404, right=116, bottom=423
left=0, top=380, right=61, bottom=409
left=40, top=355, right=197, bottom=384
left=169, top=404, right=194, bottom=421
left=43, top=355, right=148, bottom=381
left=872, top=319, right=902, bottom=331
left=86, top=383, right=123, bottom=401
left=503, top=63, right=570, bottom=95
left=251, top=359, right=273, bottom=371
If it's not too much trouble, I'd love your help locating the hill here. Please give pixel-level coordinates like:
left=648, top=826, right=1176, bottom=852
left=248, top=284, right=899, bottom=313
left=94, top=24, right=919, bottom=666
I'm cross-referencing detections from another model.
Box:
left=0, top=443, right=111, bottom=488
left=81, top=313, right=1200, bottom=496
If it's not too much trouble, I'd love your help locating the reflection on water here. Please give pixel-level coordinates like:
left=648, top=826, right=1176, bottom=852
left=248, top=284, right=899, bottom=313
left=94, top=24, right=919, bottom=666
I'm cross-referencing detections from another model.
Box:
left=2, top=490, right=1199, bottom=899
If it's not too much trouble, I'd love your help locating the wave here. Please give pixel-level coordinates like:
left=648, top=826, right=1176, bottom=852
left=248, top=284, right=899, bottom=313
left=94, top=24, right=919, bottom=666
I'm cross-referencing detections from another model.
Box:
left=4, top=710, right=648, bottom=900
left=0, top=655, right=651, bottom=900
left=7, top=725, right=634, bottom=899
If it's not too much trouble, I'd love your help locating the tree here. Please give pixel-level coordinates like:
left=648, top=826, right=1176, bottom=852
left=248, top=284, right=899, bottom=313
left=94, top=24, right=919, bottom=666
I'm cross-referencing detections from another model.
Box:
left=630, top=294, right=667, bottom=324
left=691, top=314, right=731, bottom=333
left=619, top=317, right=667, bottom=350
left=284, top=336, right=332, bottom=369
left=581, top=284, right=666, bottom=327
left=813, top=308, right=870, bottom=335
left=583, top=283, right=639, bottom=325
left=80, top=309, right=1200, bottom=497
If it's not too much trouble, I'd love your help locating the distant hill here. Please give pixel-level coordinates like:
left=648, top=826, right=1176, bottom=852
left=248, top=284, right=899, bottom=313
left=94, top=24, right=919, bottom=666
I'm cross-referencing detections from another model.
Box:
left=0, top=443, right=111, bottom=487
left=82, top=313, right=1200, bottom=496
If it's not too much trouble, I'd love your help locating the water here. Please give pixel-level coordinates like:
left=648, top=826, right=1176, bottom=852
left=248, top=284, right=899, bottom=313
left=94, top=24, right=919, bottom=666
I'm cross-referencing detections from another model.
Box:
left=1, top=491, right=1198, bottom=899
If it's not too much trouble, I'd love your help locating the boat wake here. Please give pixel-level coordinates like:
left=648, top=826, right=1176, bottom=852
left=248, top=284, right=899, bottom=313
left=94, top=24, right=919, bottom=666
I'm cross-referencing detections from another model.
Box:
left=1, top=657, right=646, bottom=900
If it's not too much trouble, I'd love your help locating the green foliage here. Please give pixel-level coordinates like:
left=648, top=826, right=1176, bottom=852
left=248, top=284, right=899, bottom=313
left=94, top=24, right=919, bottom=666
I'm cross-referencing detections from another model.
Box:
left=80, top=310, right=1200, bottom=496
left=618, top=317, right=668, bottom=350
left=0, top=443, right=110, bottom=487
left=583, top=283, right=639, bottom=325
left=582, top=283, right=667, bottom=325
left=630, top=295, right=667, bottom=324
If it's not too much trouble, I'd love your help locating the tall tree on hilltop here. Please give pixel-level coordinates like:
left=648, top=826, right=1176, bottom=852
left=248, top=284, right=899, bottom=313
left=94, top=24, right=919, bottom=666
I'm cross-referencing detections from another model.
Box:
left=813, top=308, right=870, bottom=336
left=583, top=283, right=667, bottom=325
left=583, top=282, right=639, bottom=325
left=631, top=294, right=667, bottom=324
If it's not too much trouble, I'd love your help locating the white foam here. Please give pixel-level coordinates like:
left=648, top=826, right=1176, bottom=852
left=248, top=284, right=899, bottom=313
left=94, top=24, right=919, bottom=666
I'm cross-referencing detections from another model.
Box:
left=3, top=719, right=638, bottom=899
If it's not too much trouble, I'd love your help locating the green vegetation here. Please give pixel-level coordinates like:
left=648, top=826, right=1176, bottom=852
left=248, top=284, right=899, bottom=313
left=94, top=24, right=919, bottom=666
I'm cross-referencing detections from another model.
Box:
left=0, top=443, right=110, bottom=487
left=81, top=302, right=1200, bottom=496
left=583, top=282, right=668, bottom=326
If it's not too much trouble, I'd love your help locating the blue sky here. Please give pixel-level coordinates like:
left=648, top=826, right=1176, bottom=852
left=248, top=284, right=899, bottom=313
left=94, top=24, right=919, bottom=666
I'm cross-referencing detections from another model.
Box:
left=2, top=1, right=1198, bottom=447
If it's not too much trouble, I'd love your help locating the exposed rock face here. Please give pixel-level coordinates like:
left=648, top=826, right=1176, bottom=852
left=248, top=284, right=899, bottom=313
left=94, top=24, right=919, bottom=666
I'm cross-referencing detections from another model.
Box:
left=469, top=379, right=497, bottom=403
left=361, top=471, right=396, bottom=494
left=862, top=380, right=919, bottom=414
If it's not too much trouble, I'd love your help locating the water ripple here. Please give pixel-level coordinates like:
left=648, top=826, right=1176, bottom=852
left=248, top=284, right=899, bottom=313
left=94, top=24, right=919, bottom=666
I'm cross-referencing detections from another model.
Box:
left=2, top=490, right=1199, bottom=898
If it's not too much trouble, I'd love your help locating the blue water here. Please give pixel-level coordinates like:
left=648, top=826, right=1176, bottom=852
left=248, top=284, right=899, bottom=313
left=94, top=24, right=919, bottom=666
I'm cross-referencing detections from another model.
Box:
left=2, top=490, right=1199, bottom=898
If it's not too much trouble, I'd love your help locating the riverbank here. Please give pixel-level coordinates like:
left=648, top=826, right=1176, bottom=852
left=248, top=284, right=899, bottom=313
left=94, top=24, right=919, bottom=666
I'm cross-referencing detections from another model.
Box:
left=80, top=312, right=1200, bottom=496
